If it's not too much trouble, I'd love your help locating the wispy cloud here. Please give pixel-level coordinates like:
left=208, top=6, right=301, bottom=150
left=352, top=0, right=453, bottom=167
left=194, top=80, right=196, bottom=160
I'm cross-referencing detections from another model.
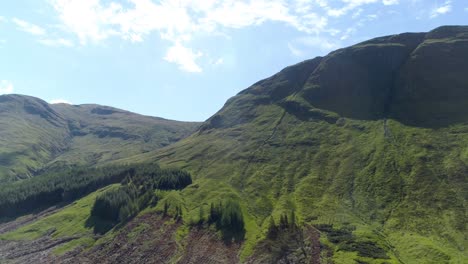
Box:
left=382, top=0, right=399, bottom=5
left=38, top=38, right=74, bottom=47
left=50, top=99, right=72, bottom=104
left=288, top=36, right=338, bottom=57
left=11, top=17, right=74, bottom=48
left=12, top=18, right=46, bottom=36
left=288, top=42, right=304, bottom=56
left=43, top=0, right=408, bottom=72
left=430, top=0, right=452, bottom=18
left=164, top=42, right=203, bottom=73
left=211, top=58, right=224, bottom=67
left=46, top=0, right=401, bottom=72
left=0, top=80, right=14, bottom=94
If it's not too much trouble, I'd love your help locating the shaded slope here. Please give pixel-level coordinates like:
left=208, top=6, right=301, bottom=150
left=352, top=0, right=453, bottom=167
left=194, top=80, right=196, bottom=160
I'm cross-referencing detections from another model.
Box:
left=0, top=95, right=200, bottom=182
left=0, top=95, right=69, bottom=182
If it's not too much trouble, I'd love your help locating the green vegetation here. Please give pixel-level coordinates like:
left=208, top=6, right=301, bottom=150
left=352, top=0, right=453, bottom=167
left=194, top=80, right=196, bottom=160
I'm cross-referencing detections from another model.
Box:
left=0, top=185, right=116, bottom=241
left=1, top=26, right=468, bottom=263
left=0, top=94, right=200, bottom=182
left=144, top=26, right=468, bottom=263
left=90, top=185, right=139, bottom=233
left=317, top=224, right=389, bottom=260
left=0, top=165, right=137, bottom=218
left=207, top=199, right=246, bottom=242
left=89, top=166, right=192, bottom=233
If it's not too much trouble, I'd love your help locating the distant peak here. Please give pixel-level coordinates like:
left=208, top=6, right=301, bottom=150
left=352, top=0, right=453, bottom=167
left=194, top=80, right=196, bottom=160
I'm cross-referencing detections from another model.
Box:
left=426, top=25, right=468, bottom=39
left=0, top=94, right=48, bottom=104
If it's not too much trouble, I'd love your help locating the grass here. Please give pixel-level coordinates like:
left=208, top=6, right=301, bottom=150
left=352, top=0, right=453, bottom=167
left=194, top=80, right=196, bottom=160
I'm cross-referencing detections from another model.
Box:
left=0, top=185, right=121, bottom=255
left=5, top=99, right=464, bottom=263
left=1, top=185, right=119, bottom=240
left=3, top=27, right=468, bottom=263
left=0, top=94, right=200, bottom=183
left=140, top=100, right=467, bottom=263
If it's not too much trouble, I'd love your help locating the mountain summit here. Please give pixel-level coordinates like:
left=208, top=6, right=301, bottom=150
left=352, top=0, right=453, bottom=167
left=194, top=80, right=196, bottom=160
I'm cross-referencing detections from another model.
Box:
left=203, top=25, right=468, bottom=130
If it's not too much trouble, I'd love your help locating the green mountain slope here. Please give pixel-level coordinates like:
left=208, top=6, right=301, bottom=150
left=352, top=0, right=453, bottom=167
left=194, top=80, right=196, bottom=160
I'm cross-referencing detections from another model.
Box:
left=0, top=95, right=200, bottom=182
left=127, top=26, right=467, bottom=263
left=0, top=26, right=467, bottom=264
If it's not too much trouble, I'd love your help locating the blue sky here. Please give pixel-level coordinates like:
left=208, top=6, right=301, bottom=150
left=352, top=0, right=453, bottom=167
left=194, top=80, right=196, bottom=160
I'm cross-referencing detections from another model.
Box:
left=0, top=0, right=466, bottom=121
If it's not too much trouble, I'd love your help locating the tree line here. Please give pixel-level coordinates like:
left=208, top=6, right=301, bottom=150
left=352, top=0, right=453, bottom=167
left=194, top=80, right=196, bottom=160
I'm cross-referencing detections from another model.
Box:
left=90, top=165, right=192, bottom=233
left=194, top=199, right=246, bottom=242
left=0, top=163, right=192, bottom=220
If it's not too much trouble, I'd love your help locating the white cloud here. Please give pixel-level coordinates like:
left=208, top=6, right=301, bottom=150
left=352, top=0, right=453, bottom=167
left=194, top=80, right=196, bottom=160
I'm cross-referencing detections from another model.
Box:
left=382, top=0, right=399, bottom=5
left=44, top=0, right=406, bottom=72
left=288, top=36, right=338, bottom=57
left=0, top=80, right=14, bottom=94
left=326, top=0, right=380, bottom=17
left=0, top=16, right=6, bottom=23
left=46, top=0, right=332, bottom=72
left=341, top=27, right=357, bottom=40
left=12, top=18, right=46, bottom=36
left=50, top=99, right=72, bottom=104
left=164, top=42, right=203, bottom=73
left=38, top=38, right=74, bottom=47
left=430, top=0, right=452, bottom=18
left=352, top=8, right=364, bottom=19
left=211, top=57, right=224, bottom=66
left=288, top=42, right=304, bottom=56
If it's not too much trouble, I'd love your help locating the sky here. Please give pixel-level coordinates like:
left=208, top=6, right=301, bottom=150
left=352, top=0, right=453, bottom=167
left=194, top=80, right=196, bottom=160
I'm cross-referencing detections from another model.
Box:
left=0, top=0, right=466, bottom=121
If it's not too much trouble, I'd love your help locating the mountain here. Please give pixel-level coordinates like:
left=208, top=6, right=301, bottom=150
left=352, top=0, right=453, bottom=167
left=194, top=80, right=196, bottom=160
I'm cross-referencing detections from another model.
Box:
left=140, top=25, right=468, bottom=263
left=0, top=26, right=467, bottom=264
left=0, top=94, right=200, bottom=182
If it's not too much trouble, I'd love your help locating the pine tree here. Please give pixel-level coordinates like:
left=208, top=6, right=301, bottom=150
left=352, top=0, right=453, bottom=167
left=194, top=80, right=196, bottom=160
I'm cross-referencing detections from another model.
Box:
left=198, top=206, right=205, bottom=225
left=267, top=216, right=279, bottom=239
left=163, top=201, right=169, bottom=216
left=290, top=210, right=296, bottom=230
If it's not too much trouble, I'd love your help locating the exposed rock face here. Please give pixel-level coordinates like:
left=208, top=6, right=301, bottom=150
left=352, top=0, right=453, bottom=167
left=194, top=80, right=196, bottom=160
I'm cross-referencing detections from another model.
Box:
left=208, top=26, right=468, bottom=129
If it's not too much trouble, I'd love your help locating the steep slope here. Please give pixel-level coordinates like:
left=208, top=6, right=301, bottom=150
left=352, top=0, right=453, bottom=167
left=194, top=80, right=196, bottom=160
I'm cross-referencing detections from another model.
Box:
left=128, top=26, right=467, bottom=263
left=0, top=95, right=200, bottom=182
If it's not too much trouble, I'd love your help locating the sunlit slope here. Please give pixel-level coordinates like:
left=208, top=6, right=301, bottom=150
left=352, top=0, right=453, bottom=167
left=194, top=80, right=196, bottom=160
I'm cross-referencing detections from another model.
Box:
left=129, top=26, right=468, bottom=263
left=0, top=95, right=200, bottom=182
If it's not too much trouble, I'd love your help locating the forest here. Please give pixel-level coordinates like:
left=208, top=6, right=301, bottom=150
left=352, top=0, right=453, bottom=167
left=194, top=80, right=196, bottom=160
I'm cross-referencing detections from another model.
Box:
left=90, top=166, right=192, bottom=233
left=0, top=163, right=192, bottom=219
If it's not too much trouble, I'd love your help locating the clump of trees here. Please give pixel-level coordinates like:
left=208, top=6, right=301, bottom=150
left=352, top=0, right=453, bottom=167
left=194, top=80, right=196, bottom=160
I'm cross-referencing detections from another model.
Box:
left=0, top=165, right=135, bottom=218
left=206, top=200, right=246, bottom=242
left=123, top=167, right=192, bottom=191
left=0, top=163, right=192, bottom=221
left=255, top=211, right=306, bottom=263
left=89, top=165, right=192, bottom=233
left=91, top=186, right=139, bottom=224
left=266, top=211, right=297, bottom=240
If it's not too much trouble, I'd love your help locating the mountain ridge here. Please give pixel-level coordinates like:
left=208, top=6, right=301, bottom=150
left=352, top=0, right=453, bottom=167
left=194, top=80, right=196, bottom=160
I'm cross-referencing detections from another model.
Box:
left=0, top=94, right=200, bottom=182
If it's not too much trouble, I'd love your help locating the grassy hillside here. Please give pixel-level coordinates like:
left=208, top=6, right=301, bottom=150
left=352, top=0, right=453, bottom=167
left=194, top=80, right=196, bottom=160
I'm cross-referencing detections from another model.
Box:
left=122, top=26, right=467, bottom=263
left=0, top=26, right=467, bottom=264
left=0, top=95, right=200, bottom=182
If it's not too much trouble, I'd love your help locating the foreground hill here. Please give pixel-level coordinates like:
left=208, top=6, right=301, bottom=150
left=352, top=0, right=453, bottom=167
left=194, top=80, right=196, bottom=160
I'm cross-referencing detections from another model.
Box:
left=0, top=26, right=467, bottom=264
left=135, top=25, right=467, bottom=263
left=0, top=95, right=200, bottom=182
